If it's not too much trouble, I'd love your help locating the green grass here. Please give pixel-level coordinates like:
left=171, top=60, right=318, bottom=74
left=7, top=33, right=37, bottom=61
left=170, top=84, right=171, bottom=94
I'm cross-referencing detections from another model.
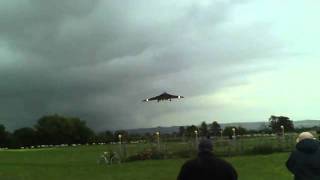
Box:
left=0, top=145, right=293, bottom=180
left=229, top=153, right=292, bottom=180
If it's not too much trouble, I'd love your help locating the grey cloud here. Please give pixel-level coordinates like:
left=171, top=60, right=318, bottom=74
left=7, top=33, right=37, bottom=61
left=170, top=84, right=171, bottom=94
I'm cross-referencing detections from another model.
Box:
left=0, top=0, right=282, bottom=131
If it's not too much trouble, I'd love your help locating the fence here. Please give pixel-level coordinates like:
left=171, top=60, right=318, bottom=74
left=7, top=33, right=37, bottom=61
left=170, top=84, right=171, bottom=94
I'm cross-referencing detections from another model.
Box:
left=100, top=133, right=306, bottom=161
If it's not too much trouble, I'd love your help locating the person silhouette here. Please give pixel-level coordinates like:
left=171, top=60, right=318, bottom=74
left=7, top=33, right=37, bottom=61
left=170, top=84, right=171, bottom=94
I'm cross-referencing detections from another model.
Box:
left=286, top=132, right=320, bottom=180
left=177, top=138, right=237, bottom=180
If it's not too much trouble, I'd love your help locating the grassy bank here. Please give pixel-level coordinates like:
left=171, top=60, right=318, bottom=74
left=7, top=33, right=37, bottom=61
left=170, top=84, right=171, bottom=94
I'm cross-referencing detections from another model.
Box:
left=0, top=145, right=293, bottom=180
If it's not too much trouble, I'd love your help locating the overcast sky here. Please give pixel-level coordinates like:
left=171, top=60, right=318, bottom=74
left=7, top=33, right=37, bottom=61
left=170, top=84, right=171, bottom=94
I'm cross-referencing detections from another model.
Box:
left=1, top=0, right=319, bottom=131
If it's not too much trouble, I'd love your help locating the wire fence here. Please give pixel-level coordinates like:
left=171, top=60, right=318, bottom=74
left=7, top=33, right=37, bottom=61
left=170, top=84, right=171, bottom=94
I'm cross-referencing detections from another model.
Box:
left=114, top=134, right=300, bottom=160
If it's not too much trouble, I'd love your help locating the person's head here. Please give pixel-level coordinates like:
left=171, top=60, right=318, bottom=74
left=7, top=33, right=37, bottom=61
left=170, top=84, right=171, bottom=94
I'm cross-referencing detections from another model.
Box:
left=198, top=138, right=213, bottom=153
left=296, top=132, right=315, bottom=143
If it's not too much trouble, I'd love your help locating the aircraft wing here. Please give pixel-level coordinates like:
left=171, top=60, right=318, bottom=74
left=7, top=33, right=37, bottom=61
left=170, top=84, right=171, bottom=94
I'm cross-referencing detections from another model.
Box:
left=142, top=96, right=158, bottom=102
left=167, top=94, right=184, bottom=99
left=142, top=92, right=184, bottom=102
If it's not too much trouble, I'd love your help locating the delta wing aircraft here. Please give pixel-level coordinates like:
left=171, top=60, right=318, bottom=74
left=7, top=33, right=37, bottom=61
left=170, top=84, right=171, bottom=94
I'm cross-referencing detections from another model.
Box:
left=142, top=92, right=184, bottom=102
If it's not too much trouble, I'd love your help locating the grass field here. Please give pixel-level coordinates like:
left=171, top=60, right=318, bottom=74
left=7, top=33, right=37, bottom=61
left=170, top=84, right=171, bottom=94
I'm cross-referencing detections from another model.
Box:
left=0, top=144, right=293, bottom=180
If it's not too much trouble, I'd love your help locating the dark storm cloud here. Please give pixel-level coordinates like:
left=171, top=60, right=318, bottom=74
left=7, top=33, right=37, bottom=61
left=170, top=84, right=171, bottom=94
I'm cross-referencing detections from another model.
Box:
left=0, top=0, right=281, bottom=130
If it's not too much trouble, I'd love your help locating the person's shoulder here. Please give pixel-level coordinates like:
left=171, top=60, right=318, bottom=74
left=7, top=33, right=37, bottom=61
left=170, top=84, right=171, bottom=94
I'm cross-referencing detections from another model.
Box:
left=212, top=157, right=238, bottom=178
left=214, top=157, right=230, bottom=164
left=182, top=158, right=198, bottom=167
left=214, top=157, right=236, bottom=169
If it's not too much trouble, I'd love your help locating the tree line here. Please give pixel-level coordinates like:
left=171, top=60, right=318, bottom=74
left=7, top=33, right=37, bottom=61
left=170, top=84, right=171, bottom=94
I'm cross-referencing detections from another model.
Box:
left=178, top=121, right=257, bottom=140
left=0, top=115, right=158, bottom=148
left=0, top=115, right=95, bottom=148
left=0, top=114, right=317, bottom=149
left=177, top=116, right=300, bottom=139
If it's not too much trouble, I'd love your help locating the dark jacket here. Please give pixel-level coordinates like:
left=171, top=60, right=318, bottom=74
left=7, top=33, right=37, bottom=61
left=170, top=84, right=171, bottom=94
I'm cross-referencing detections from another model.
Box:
left=286, top=139, right=320, bottom=180
left=177, top=152, right=237, bottom=180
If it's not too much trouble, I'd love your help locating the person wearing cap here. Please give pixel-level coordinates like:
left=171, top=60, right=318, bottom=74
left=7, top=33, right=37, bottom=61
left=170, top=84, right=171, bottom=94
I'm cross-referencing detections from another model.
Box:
left=286, top=132, right=320, bottom=180
left=177, top=138, right=237, bottom=180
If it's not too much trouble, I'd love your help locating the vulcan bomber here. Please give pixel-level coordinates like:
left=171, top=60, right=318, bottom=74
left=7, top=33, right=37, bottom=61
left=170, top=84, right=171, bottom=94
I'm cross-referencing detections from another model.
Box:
left=142, top=92, right=184, bottom=102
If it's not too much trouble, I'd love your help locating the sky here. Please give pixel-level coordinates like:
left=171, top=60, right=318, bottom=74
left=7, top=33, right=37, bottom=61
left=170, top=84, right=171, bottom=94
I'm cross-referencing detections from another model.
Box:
left=0, top=0, right=319, bottom=131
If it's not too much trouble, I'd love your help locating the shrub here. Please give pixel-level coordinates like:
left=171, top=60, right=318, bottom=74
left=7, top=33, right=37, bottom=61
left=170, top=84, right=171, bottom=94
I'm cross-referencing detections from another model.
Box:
left=126, top=154, right=141, bottom=162
left=150, top=150, right=166, bottom=159
left=214, top=140, right=229, bottom=147
left=250, top=144, right=274, bottom=155
left=172, top=149, right=197, bottom=158
left=247, top=144, right=284, bottom=155
left=126, top=147, right=167, bottom=162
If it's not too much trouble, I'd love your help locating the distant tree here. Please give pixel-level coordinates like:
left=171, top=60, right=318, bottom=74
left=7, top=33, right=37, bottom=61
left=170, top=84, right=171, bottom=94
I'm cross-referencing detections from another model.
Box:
left=143, top=132, right=153, bottom=142
left=35, top=114, right=94, bottom=145
left=96, top=131, right=114, bottom=143
left=178, top=126, right=185, bottom=137
left=105, top=131, right=114, bottom=141
left=185, top=125, right=198, bottom=138
left=258, top=123, right=272, bottom=134
left=237, top=126, right=247, bottom=135
left=223, top=126, right=235, bottom=139
left=223, top=126, right=247, bottom=138
left=247, top=129, right=259, bottom=135
left=171, top=131, right=178, bottom=138
left=199, top=121, right=209, bottom=137
left=209, top=121, right=221, bottom=137
left=128, top=133, right=143, bottom=141
left=0, top=124, right=10, bottom=147
left=294, top=126, right=319, bottom=134
left=12, top=127, right=37, bottom=147
left=269, top=115, right=294, bottom=134
left=114, top=130, right=128, bottom=142
left=178, top=126, right=186, bottom=141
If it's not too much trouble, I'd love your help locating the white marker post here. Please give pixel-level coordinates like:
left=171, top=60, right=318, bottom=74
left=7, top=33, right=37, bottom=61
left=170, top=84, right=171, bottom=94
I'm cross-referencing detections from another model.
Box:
left=280, top=125, right=284, bottom=137
left=232, top=128, right=236, bottom=140
left=118, top=134, right=122, bottom=156
left=280, top=125, right=285, bottom=149
left=156, top=131, right=160, bottom=151
left=194, top=130, right=199, bottom=149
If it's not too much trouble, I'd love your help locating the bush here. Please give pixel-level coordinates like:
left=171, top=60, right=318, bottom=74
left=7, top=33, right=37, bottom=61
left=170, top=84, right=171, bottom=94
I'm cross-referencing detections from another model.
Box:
left=126, top=154, right=141, bottom=162
left=250, top=144, right=274, bottom=155
left=126, top=147, right=167, bottom=162
left=151, top=150, right=166, bottom=159
left=172, top=149, right=197, bottom=158
left=247, top=144, right=283, bottom=155
left=214, top=140, right=229, bottom=147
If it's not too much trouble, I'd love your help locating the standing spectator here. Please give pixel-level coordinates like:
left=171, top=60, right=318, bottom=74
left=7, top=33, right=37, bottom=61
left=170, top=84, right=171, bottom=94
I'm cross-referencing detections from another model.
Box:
left=177, top=138, right=237, bottom=180
left=286, top=132, right=320, bottom=180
